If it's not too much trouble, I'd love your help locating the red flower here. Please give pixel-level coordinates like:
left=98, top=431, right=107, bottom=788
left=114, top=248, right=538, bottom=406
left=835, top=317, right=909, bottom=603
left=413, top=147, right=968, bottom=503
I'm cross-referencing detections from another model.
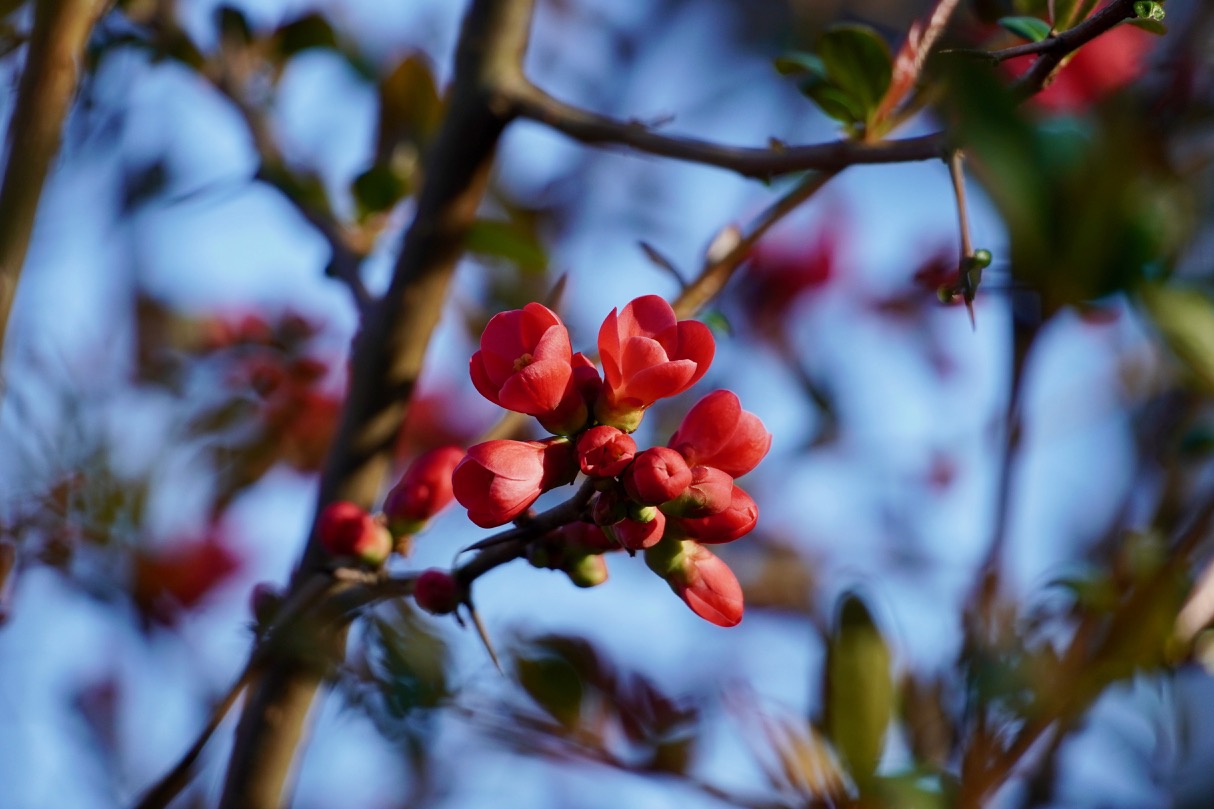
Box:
left=677, top=485, right=758, bottom=544
left=133, top=533, right=242, bottom=623
left=414, top=569, right=462, bottom=614
left=318, top=502, right=393, bottom=565
left=470, top=303, right=588, bottom=433
left=645, top=537, right=743, bottom=627
left=605, top=509, right=667, bottom=551
left=741, top=225, right=839, bottom=326
left=596, top=295, right=715, bottom=430
left=668, top=390, right=771, bottom=478
left=660, top=466, right=734, bottom=518
left=384, top=445, right=465, bottom=536
left=576, top=426, right=637, bottom=478
left=1004, top=24, right=1154, bottom=114
left=452, top=438, right=578, bottom=528
left=624, top=447, right=692, bottom=506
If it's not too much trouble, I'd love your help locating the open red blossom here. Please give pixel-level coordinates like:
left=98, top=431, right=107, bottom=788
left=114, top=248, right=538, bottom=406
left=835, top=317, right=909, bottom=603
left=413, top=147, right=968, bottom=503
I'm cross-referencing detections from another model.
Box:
left=452, top=438, right=578, bottom=528
left=577, top=426, right=637, bottom=478
left=317, top=502, right=392, bottom=565
left=470, top=303, right=588, bottom=433
left=660, top=466, right=734, bottom=518
left=645, top=537, right=743, bottom=627
left=678, top=484, right=758, bottom=544
left=384, top=445, right=465, bottom=536
left=669, top=390, right=771, bottom=478
left=624, top=447, right=692, bottom=506
left=606, top=509, right=667, bottom=551
left=596, top=295, right=715, bottom=430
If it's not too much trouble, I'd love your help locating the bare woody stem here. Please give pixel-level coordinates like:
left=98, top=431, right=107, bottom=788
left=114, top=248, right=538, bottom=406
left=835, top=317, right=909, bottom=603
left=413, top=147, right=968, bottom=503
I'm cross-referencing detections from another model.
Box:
left=508, top=81, right=946, bottom=180
left=1011, top=0, right=1141, bottom=99
left=216, top=2, right=535, bottom=807
left=0, top=0, right=110, bottom=370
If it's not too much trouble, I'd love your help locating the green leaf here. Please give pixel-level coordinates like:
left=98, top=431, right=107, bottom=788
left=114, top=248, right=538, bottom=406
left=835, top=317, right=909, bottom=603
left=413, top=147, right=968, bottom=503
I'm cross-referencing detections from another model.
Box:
left=998, top=16, right=1053, bottom=42
left=1133, top=1, right=1165, bottom=21
left=465, top=219, right=548, bottom=273
left=815, top=24, right=893, bottom=121
left=1141, top=286, right=1214, bottom=393
left=214, top=5, right=252, bottom=46
left=823, top=593, right=893, bottom=787
left=1126, top=17, right=1167, bottom=35
left=803, top=82, right=868, bottom=127
left=773, top=51, right=827, bottom=78
left=515, top=652, right=584, bottom=730
left=377, top=55, right=443, bottom=161
left=274, top=13, right=338, bottom=59
left=351, top=164, right=407, bottom=219
left=370, top=603, right=449, bottom=718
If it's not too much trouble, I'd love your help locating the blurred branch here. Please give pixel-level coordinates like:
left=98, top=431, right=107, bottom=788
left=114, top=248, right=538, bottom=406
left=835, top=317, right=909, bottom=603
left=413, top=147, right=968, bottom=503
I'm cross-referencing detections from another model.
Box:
left=673, top=171, right=837, bottom=319
left=133, top=663, right=253, bottom=809
left=509, top=81, right=946, bottom=180
left=210, top=68, right=373, bottom=313
left=1010, top=0, right=1141, bottom=100
left=0, top=0, right=110, bottom=370
left=217, top=1, right=535, bottom=806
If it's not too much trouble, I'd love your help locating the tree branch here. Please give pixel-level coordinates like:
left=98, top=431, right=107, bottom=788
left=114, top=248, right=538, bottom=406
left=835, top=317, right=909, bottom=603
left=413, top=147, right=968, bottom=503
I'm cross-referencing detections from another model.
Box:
left=0, top=0, right=110, bottom=370
left=1011, top=0, right=1141, bottom=100
left=216, top=1, right=535, bottom=807
left=507, top=81, right=947, bottom=180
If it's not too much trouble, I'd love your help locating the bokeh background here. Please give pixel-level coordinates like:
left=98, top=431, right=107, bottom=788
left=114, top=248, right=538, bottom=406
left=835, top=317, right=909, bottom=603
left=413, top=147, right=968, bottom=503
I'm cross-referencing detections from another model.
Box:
left=2, top=0, right=1213, bottom=807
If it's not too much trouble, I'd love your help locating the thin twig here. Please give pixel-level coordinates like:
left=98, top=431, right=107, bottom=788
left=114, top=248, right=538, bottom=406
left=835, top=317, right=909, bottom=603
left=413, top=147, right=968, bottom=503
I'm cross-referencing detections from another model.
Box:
left=1011, top=0, right=1140, bottom=100
left=948, top=150, right=977, bottom=328
left=133, top=663, right=254, bottom=809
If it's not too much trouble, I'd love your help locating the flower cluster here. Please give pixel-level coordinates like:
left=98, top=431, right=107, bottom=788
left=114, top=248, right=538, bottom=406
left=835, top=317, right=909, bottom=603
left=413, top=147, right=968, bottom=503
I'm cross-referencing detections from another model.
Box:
left=451, top=295, right=770, bottom=627
left=305, top=295, right=769, bottom=628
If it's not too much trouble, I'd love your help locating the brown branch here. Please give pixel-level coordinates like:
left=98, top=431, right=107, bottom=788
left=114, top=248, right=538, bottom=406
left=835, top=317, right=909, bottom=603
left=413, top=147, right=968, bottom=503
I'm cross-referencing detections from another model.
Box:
left=508, top=81, right=947, bottom=181
left=215, top=76, right=373, bottom=312
left=215, top=2, right=536, bottom=807
left=1011, top=0, right=1141, bottom=100
left=0, top=0, right=110, bottom=368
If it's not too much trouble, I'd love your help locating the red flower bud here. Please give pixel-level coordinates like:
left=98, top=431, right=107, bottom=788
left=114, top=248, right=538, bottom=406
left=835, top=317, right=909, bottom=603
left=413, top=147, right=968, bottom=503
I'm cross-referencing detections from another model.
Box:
left=645, top=537, right=743, bottom=627
left=469, top=303, right=588, bottom=432
left=677, top=485, right=758, bottom=544
left=452, top=438, right=578, bottom=528
left=384, top=446, right=465, bottom=536
left=669, top=390, right=771, bottom=478
left=577, top=426, right=637, bottom=478
left=660, top=466, right=734, bottom=518
left=317, top=501, right=392, bottom=565
left=605, top=509, right=667, bottom=551
left=595, top=295, right=715, bottom=430
left=414, top=569, right=462, bottom=614
left=624, top=447, right=692, bottom=505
